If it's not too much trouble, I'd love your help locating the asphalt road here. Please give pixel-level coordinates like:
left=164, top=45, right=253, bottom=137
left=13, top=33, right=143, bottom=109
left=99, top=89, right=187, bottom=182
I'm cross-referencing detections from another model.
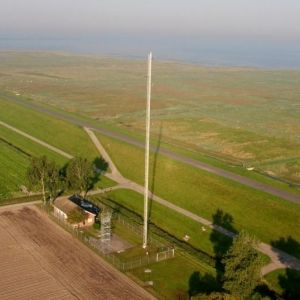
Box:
left=4, top=94, right=300, bottom=204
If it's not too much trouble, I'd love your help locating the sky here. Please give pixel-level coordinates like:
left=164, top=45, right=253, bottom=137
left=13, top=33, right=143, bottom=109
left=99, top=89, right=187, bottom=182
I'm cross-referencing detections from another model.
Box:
left=0, top=0, right=299, bottom=41
left=0, top=0, right=299, bottom=67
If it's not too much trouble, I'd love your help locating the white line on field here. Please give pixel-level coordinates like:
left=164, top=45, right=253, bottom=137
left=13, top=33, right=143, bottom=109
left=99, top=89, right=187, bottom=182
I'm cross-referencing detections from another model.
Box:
left=0, top=120, right=73, bottom=159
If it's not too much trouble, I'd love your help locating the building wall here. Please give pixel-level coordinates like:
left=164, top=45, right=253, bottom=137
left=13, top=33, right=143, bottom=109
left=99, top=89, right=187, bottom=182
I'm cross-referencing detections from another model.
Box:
left=53, top=207, right=67, bottom=221
left=85, top=213, right=95, bottom=226
left=53, top=206, right=95, bottom=227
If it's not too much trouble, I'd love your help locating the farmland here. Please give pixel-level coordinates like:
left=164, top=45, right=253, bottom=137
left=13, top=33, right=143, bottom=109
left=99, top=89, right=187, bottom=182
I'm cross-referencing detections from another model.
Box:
left=0, top=205, right=153, bottom=299
left=1, top=51, right=300, bottom=184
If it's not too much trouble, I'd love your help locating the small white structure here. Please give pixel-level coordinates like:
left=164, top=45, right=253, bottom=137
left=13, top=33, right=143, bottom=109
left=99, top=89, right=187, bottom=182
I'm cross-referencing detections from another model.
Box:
left=53, top=197, right=96, bottom=227
left=183, top=234, right=190, bottom=242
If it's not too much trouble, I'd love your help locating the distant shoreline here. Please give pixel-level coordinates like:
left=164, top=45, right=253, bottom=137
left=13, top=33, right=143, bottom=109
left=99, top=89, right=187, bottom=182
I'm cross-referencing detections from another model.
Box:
left=1, top=37, right=300, bottom=69
left=1, top=48, right=300, bottom=71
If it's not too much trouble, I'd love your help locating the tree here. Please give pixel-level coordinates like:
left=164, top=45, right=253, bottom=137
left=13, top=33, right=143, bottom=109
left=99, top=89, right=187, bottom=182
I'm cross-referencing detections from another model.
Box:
left=27, top=156, right=50, bottom=204
left=66, top=157, right=95, bottom=198
left=222, top=231, right=263, bottom=299
left=27, top=156, right=62, bottom=204
left=45, top=160, right=61, bottom=204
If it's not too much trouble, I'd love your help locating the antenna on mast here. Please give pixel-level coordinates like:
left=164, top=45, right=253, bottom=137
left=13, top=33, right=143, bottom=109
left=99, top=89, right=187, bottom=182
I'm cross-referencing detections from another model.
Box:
left=143, top=52, right=152, bottom=249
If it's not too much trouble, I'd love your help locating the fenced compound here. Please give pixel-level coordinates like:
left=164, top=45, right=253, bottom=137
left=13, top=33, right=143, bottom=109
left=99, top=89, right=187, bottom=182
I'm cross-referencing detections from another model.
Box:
left=40, top=204, right=175, bottom=272
left=156, top=248, right=175, bottom=262
left=91, top=194, right=215, bottom=267
left=115, top=213, right=143, bottom=236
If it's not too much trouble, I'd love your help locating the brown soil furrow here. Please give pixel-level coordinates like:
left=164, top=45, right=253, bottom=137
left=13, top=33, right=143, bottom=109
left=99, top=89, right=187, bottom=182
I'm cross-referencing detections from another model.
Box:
left=0, top=206, right=154, bottom=300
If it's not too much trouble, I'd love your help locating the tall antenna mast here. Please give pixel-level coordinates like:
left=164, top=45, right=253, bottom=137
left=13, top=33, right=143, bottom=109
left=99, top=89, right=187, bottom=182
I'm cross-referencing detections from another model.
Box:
left=143, top=52, right=152, bottom=249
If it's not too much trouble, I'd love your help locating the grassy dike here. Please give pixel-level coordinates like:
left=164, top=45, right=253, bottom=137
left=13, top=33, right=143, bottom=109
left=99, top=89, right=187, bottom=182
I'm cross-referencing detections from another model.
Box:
left=4, top=91, right=300, bottom=196
left=95, top=132, right=300, bottom=259
left=0, top=98, right=100, bottom=160
left=0, top=98, right=115, bottom=198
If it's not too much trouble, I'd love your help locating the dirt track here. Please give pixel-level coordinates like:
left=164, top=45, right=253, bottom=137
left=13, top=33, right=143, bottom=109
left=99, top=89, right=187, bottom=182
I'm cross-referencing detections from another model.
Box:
left=0, top=205, right=154, bottom=300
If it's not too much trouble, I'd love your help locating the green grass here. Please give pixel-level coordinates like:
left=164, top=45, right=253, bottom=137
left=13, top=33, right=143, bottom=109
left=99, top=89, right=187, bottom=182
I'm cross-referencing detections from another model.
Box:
left=264, top=269, right=300, bottom=298
left=130, top=253, right=217, bottom=299
left=116, top=245, right=158, bottom=261
left=0, top=140, right=30, bottom=199
left=0, top=125, right=68, bottom=165
left=95, top=133, right=300, bottom=259
left=95, top=189, right=226, bottom=257
left=1, top=51, right=300, bottom=184
left=113, top=221, right=142, bottom=245
left=7, top=89, right=300, bottom=195
left=0, top=98, right=99, bottom=161
left=264, top=269, right=286, bottom=295
left=94, top=176, right=117, bottom=189
left=93, top=189, right=271, bottom=266
left=0, top=98, right=117, bottom=197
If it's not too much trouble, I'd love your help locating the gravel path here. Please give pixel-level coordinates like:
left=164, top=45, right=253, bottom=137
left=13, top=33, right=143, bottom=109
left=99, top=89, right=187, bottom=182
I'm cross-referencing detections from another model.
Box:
left=85, top=127, right=300, bottom=275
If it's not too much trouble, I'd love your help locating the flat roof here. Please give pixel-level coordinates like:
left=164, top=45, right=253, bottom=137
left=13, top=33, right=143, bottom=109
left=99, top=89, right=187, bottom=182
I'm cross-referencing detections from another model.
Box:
left=54, top=197, right=97, bottom=216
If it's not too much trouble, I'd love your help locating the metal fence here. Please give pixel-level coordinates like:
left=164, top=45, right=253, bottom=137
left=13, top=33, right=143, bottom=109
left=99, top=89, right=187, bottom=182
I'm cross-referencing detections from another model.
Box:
left=41, top=205, right=175, bottom=272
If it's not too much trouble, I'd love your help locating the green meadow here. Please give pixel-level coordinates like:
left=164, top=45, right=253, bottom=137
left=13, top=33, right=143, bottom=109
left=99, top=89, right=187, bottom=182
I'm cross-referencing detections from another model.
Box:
left=0, top=98, right=115, bottom=198
left=0, top=125, right=68, bottom=165
left=1, top=51, right=300, bottom=184
left=95, top=132, right=300, bottom=259
left=92, top=189, right=227, bottom=257
left=130, top=254, right=217, bottom=299
left=0, top=140, right=29, bottom=200
left=264, top=269, right=300, bottom=298
left=0, top=98, right=99, bottom=161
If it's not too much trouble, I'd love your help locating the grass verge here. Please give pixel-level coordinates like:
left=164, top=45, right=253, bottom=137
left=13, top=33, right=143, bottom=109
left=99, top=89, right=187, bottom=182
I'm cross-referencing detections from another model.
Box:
left=264, top=268, right=300, bottom=299
left=95, top=132, right=300, bottom=259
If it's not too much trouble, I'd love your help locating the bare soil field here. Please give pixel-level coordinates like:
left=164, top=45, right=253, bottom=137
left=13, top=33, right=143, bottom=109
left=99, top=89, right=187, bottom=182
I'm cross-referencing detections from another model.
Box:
left=0, top=205, right=153, bottom=300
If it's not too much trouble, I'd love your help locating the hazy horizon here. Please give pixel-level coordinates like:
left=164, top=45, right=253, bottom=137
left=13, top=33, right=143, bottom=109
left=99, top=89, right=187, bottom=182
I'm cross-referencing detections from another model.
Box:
left=1, top=0, right=300, bottom=68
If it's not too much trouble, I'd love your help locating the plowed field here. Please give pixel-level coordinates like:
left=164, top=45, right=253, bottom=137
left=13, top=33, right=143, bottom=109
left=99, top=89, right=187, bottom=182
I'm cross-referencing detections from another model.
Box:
left=0, top=205, right=153, bottom=300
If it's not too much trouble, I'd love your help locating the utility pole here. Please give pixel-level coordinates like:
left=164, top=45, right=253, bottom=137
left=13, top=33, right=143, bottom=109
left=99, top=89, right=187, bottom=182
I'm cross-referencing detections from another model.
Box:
left=143, top=52, right=152, bottom=249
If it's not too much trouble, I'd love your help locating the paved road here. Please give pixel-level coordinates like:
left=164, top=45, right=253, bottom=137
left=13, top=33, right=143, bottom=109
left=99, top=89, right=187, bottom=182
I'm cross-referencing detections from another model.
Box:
left=85, top=127, right=300, bottom=275
left=4, top=95, right=300, bottom=204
